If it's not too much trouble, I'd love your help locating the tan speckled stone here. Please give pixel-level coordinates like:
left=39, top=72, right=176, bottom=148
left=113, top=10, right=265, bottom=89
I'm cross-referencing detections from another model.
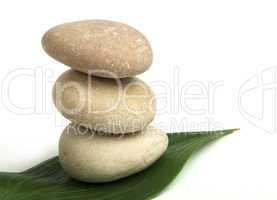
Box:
left=59, top=124, right=168, bottom=183
left=53, top=70, right=156, bottom=134
left=42, top=20, right=153, bottom=78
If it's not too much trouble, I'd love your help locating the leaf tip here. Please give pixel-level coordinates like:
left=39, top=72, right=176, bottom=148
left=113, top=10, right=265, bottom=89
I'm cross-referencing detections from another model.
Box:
left=231, top=128, right=240, bottom=132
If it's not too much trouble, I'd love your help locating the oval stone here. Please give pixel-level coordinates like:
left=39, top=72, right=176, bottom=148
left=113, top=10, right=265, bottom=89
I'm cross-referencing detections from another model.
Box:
left=53, top=70, right=156, bottom=134
left=42, top=20, right=153, bottom=78
left=59, top=124, right=169, bottom=183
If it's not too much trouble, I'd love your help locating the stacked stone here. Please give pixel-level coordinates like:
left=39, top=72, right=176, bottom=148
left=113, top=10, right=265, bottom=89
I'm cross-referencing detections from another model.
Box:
left=42, top=20, right=168, bottom=183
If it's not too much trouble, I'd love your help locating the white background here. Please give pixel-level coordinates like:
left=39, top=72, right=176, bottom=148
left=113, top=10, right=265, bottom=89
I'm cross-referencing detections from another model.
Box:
left=0, top=0, right=277, bottom=199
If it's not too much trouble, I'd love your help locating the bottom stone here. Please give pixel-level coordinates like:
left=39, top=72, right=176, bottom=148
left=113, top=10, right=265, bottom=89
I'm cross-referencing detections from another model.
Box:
left=59, top=124, right=169, bottom=183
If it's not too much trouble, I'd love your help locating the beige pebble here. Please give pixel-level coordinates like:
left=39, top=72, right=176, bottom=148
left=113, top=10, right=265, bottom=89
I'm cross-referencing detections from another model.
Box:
left=42, top=20, right=153, bottom=78
left=53, top=70, right=156, bottom=134
left=59, top=124, right=168, bottom=183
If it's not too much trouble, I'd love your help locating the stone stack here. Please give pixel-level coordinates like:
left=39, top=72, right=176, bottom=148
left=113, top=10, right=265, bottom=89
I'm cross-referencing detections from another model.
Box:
left=42, top=20, right=168, bottom=183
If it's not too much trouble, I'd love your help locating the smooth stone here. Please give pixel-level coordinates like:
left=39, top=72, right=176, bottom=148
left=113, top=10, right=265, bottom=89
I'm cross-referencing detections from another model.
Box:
left=53, top=70, right=156, bottom=134
left=59, top=124, right=169, bottom=183
left=42, top=20, right=153, bottom=78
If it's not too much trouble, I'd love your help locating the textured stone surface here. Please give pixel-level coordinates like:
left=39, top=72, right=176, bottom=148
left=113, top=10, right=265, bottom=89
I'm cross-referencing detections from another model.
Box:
left=53, top=70, right=156, bottom=134
left=59, top=124, right=169, bottom=183
left=42, top=20, right=153, bottom=78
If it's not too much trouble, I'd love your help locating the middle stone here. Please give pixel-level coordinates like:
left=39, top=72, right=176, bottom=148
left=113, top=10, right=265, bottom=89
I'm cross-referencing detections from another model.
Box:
left=53, top=70, right=156, bottom=134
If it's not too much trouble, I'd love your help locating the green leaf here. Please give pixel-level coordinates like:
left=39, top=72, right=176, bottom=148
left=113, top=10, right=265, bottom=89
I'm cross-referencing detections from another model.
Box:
left=0, top=129, right=237, bottom=200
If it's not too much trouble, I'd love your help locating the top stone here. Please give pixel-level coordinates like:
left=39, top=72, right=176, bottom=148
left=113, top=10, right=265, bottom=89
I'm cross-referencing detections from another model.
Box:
left=42, top=20, right=153, bottom=78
